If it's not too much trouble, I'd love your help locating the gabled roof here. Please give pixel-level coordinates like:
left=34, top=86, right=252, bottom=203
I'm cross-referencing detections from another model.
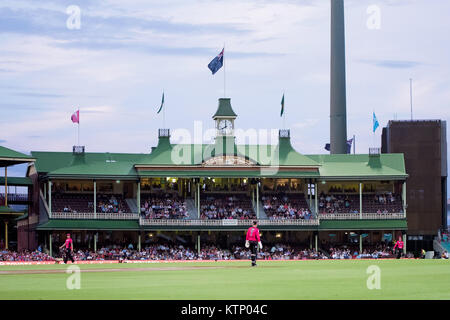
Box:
left=305, top=153, right=407, bottom=179
left=0, top=146, right=35, bottom=167
left=31, top=151, right=147, bottom=178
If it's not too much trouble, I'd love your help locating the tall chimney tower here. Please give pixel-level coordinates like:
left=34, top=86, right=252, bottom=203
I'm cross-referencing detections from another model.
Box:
left=330, top=0, right=348, bottom=154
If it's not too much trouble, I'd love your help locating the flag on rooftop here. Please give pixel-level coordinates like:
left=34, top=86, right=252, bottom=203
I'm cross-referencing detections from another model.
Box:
left=157, top=92, right=164, bottom=114
left=71, top=110, right=79, bottom=124
left=207, top=48, right=224, bottom=75
left=373, top=112, right=379, bottom=133
left=280, top=94, right=285, bottom=117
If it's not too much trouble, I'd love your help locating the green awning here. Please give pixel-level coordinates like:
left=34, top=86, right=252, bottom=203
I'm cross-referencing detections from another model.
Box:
left=0, top=177, right=33, bottom=186
left=318, top=219, right=407, bottom=230
left=36, top=219, right=140, bottom=231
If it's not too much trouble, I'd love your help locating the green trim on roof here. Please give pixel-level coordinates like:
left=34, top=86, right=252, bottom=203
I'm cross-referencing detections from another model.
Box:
left=212, top=98, right=237, bottom=118
left=0, top=146, right=35, bottom=167
left=318, top=219, right=407, bottom=230
left=137, top=170, right=319, bottom=178
left=0, top=177, right=32, bottom=186
left=36, top=219, right=140, bottom=230
left=0, top=205, right=25, bottom=215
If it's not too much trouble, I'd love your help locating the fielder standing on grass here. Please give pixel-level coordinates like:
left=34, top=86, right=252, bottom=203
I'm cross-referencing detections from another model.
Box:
left=245, top=221, right=262, bottom=267
left=393, top=236, right=404, bottom=259
left=59, top=233, right=75, bottom=264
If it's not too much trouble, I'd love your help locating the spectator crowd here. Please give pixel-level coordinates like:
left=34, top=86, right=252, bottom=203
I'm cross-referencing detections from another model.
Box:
left=140, top=195, right=189, bottom=219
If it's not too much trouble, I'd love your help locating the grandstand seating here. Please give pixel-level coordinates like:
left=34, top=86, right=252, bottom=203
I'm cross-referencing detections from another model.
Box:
left=51, top=193, right=131, bottom=213
left=140, top=194, right=188, bottom=219
left=261, top=193, right=312, bottom=219
left=318, top=192, right=403, bottom=214
left=200, top=193, right=256, bottom=220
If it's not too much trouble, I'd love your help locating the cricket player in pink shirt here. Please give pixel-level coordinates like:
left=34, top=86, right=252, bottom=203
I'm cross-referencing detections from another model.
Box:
left=245, top=220, right=262, bottom=267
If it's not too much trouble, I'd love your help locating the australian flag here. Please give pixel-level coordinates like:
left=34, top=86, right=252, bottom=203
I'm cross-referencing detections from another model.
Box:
left=324, top=138, right=354, bottom=154
left=208, top=48, right=224, bottom=75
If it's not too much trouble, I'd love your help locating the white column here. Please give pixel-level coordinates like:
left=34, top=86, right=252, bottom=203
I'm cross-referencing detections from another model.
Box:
left=48, top=180, right=52, bottom=218
left=256, top=181, right=259, bottom=219
left=403, top=233, right=407, bottom=254
left=197, top=182, right=200, bottom=219
left=359, top=182, right=362, bottom=220
left=49, top=233, right=52, bottom=257
left=137, top=180, right=141, bottom=214
left=94, top=180, right=97, bottom=218
left=197, top=234, right=201, bottom=256
left=315, top=233, right=318, bottom=251
left=314, top=183, right=318, bottom=216
left=138, top=234, right=141, bottom=251
left=359, top=234, right=363, bottom=253
left=94, top=233, right=97, bottom=252
left=402, top=181, right=407, bottom=217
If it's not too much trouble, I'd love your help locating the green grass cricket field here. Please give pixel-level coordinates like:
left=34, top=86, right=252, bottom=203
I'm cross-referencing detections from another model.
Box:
left=0, top=259, right=449, bottom=300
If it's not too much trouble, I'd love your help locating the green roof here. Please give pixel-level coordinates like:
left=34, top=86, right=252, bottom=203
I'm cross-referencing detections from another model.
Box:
left=212, top=98, right=237, bottom=118
left=31, top=151, right=147, bottom=178
left=0, top=177, right=32, bottom=186
left=36, top=219, right=140, bottom=230
left=30, top=136, right=406, bottom=180
left=306, top=153, right=407, bottom=180
left=0, top=146, right=35, bottom=167
left=0, top=205, right=25, bottom=215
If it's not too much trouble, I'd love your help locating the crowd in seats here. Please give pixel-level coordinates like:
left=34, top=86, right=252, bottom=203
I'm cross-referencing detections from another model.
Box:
left=140, top=194, right=188, bottom=219
left=0, top=249, right=54, bottom=262
left=366, top=193, right=403, bottom=213
left=62, top=244, right=327, bottom=261
left=200, top=193, right=256, bottom=220
left=202, top=183, right=248, bottom=192
left=318, top=192, right=403, bottom=214
left=97, top=194, right=130, bottom=214
left=261, top=193, right=312, bottom=220
left=52, top=193, right=131, bottom=214
left=52, top=193, right=93, bottom=213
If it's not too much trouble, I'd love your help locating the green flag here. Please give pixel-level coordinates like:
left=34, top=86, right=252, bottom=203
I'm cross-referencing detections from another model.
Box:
left=157, top=92, right=164, bottom=114
left=280, top=93, right=285, bottom=117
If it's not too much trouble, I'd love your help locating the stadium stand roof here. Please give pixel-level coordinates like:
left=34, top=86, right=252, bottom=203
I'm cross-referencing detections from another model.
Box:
left=29, top=133, right=407, bottom=180
left=0, top=146, right=35, bottom=167
left=36, top=219, right=140, bottom=230
left=0, top=177, right=32, bottom=186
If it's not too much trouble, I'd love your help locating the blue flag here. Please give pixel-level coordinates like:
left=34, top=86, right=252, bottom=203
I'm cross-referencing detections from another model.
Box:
left=208, top=48, right=224, bottom=75
left=373, top=112, right=379, bottom=133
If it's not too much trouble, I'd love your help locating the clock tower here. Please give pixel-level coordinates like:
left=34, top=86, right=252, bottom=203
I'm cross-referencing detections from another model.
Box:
left=212, top=98, right=237, bottom=137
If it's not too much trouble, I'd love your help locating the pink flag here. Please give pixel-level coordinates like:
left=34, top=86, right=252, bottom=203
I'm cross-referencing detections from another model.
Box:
left=71, top=110, right=79, bottom=124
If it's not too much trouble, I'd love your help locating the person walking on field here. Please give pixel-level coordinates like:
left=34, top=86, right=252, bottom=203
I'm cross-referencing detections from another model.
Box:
left=59, top=233, right=75, bottom=264
left=393, top=236, right=404, bottom=259
left=245, top=220, right=262, bottom=267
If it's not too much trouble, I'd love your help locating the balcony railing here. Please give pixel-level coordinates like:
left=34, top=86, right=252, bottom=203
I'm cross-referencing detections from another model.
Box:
left=318, top=213, right=406, bottom=220
left=139, top=218, right=320, bottom=227
left=0, top=193, right=29, bottom=201
left=52, top=212, right=139, bottom=220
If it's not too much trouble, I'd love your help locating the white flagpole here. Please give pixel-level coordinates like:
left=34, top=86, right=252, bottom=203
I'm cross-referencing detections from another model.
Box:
left=223, top=44, right=226, bottom=98
left=283, top=93, right=286, bottom=129
left=78, top=109, right=80, bottom=145
left=163, top=90, right=166, bottom=128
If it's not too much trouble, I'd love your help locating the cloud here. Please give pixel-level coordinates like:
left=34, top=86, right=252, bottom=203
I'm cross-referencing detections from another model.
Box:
left=357, top=59, right=423, bottom=69
left=0, top=139, right=7, bottom=143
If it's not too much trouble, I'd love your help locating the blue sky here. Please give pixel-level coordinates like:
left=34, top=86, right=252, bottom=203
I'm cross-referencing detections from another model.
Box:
left=1, top=0, right=449, bottom=186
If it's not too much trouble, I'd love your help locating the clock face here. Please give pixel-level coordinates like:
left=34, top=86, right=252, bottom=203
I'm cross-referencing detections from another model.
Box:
left=218, top=120, right=233, bottom=134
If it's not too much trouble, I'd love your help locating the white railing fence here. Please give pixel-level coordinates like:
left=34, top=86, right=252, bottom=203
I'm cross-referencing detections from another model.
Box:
left=52, top=212, right=139, bottom=220
left=139, top=218, right=320, bottom=227
left=318, top=213, right=406, bottom=220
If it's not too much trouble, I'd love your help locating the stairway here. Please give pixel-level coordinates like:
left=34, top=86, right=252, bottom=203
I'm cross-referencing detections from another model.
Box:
left=126, top=198, right=138, bottom=214
left=255, top=199, right=268, bottom=219
left=185, top=198, right=198, bottom=219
